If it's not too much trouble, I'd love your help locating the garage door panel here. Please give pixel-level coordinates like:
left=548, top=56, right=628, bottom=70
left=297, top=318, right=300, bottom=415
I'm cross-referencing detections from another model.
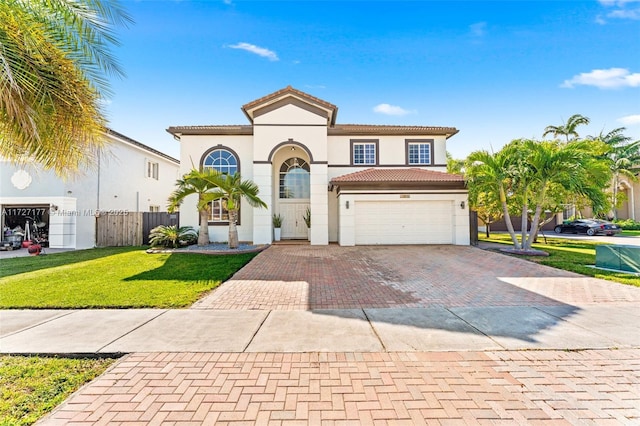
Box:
left=355, top=201, right=452, bottom=245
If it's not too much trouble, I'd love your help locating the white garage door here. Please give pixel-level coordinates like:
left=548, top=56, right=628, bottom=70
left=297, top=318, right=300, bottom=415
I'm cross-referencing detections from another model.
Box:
left=355, top=200, right=453, bottom=245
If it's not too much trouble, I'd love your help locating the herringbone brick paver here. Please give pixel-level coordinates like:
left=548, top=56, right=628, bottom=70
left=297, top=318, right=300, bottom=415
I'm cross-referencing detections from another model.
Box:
left=41, top=349, right=640, bottom=425
left=192, top=245, right=640, bottom=310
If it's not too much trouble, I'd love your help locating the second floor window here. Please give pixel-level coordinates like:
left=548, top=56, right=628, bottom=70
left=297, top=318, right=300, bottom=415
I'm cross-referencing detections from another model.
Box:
left=407, top=142, right=432, bottom=165
left=202, top=148, right=238, bottom=175
left=352, top=142, right=376, bottom=165
left=147, top=161, right=159, bottom=179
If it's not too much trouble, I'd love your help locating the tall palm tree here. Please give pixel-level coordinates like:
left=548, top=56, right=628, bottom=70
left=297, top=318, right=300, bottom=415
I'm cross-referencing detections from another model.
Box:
left=542, top=114, right=590, bottom=142
left=0, top=0, right=131, bottom=176
left=521, top=139, right=609, bottom=250
left=588, top=127, right=632, bottom=147
left=201, top=172, right=267, bottom=249
left=168, top=169, right=222, bottom=246
left=466, top=147, right=522, bottom=249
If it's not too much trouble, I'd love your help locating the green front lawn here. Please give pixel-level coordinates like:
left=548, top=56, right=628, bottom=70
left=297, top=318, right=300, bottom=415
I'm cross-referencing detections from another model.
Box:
left=0, top=355, right=115, bottom=426
left=480, top=233, right=640, bottom=287
left=0, top=247, right=257, bottom=308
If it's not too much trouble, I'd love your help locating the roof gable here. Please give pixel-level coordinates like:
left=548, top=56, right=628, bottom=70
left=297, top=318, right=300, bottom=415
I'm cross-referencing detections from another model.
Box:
left=241, top=86, right=338, bottom=125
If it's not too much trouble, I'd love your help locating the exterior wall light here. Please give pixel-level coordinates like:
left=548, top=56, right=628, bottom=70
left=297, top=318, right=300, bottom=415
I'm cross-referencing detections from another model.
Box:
left=460, top=201, right=465, bottom=209
left=346, top=201, right=350, bottom=209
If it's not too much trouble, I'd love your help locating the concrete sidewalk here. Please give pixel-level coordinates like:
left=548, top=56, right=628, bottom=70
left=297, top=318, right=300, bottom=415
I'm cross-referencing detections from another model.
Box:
left=2, top=304, right=639, bottom=354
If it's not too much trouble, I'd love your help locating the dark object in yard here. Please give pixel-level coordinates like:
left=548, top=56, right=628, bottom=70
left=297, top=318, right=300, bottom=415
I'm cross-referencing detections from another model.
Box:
left=554, top=219, right=621, bottom=236
left=28, top=244, right=42, bottom=255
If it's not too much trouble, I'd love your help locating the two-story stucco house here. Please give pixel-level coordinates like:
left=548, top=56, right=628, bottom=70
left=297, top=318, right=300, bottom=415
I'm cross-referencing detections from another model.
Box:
left=167, top=86, right=469, bottom=246
left=0, top=129, right=180, bottom=249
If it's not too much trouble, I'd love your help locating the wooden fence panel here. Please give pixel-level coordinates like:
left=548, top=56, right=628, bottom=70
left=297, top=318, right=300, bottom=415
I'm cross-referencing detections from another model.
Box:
left=142, top=212, right=180, bottom=245
left=95, top=212, right=143, bottom=247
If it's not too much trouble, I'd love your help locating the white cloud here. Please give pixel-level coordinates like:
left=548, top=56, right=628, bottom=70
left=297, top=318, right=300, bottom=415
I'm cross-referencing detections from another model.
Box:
left=228, top=42, right=279, bottom=61
left=598, top=0, right=640, bottom=21
left=608, top=8, right=640, bottom=18
left=618, top=114, right=640, bottom=125
left=561, top=68, right=640, bottom=89
left=373, top=104, right=414, bottom=116
left=469, top=22, right=487, bottom=37
left=598, top=0, right=640, bottom=6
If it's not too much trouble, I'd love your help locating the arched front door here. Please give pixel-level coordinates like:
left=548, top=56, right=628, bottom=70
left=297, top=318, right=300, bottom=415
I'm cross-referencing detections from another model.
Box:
left=278, top=157, right=310, bottom=239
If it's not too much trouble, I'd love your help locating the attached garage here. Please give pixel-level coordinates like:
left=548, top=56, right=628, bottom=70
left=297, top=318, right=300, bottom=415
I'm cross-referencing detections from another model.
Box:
left=354, top=200, right=453, bottom=245
left=330, top=168, right=469, bottom=246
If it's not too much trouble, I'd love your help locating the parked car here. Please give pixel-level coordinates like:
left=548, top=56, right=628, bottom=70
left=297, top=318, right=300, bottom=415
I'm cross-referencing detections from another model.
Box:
left=554, top=219, right=621, bottom=236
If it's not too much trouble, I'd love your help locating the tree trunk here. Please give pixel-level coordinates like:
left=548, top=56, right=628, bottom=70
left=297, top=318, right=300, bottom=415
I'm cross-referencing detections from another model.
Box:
left=520, top=185, right=529, bottom=246
left=612, top=174, right=619, bottom=220
left=500, top=186, right=521, bottom=249
left=198, top=207, right=210, bottom=246
left=524, top=204, right=544, bottom=250
left=485, top=224, right=490, bottom=238
left=228, top=209, right=239, bottom=249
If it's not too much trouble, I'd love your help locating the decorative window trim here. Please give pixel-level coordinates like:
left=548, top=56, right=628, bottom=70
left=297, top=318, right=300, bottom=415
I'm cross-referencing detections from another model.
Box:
left=405, top=139, right=434, bottom=165
left=199, top=145, right=241, bottom=225
left=350, top=139, right=379, bottom=166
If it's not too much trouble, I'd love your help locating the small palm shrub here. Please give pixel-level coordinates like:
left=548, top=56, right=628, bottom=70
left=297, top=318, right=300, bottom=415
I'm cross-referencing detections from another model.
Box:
left=149, top=225, right=198, bottom=248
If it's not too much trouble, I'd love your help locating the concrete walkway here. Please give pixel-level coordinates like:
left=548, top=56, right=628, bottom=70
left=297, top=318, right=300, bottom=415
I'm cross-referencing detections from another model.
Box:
left=2, top=304, right=640, bottom=353
left=1, top=245, right=640, bottom=424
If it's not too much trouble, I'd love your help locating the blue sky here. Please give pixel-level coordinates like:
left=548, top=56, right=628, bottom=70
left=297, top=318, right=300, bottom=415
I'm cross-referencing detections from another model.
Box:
left=106, top=0, right=640, bottom=160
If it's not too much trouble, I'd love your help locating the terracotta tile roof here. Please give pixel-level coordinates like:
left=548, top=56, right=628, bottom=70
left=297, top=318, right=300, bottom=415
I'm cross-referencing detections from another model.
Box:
left=166, top=125, right=253, bottom=136
left=242, top=85, right=337, bottom=112
left=331, top=168, right=464, bottom=183
left=329, top=124, right=459, bottom=138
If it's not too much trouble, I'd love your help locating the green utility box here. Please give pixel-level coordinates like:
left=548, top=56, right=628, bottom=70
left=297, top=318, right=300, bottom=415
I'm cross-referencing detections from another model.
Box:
left=595, top=245, right=640, bottom=273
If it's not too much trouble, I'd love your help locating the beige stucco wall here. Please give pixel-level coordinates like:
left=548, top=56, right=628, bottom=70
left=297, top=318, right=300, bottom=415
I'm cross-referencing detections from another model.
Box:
left=178, top=134, right=253, bottom=243
left=327, top=135, right=448, bottom=168
left=252, top=104, right=329, bottom=245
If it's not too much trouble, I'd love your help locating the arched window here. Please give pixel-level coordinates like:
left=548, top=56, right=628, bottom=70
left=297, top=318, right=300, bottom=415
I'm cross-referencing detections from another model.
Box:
left=202, top=148, right=238, bottom=175
left=201, top=147, right=240, bottom=223
left=279, top=157, right=310, bottom=199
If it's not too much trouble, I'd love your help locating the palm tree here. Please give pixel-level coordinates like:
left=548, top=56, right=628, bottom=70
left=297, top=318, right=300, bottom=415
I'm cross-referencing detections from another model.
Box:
left=201, top=172, right=267, bottom=249
left=542, top=114, right=590, bottom=142
left=588, top=127, right=632, bottom=146
left=466, top=147, right=522, bottom=249
left=589, top=128, right=640, bottom=219
left=0, top=0, right=131, bottom=176
left=168, top=169, right=221, bottom=246
left=521, top=139, right=609, bottom=250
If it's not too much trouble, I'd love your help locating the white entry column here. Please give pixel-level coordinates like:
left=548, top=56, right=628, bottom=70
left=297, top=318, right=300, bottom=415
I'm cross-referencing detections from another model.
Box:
left=310, top=163, right=329, bottom=245
left=253, top=163, right=273, bottom=244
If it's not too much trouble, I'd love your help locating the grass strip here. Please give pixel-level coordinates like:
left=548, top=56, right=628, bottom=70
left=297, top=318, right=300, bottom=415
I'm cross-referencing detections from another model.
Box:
left=0, top=247, right=257, bottom=308
left=0, top=355, right=115, bottom=426
left=480, top=233, right=640, bottom=287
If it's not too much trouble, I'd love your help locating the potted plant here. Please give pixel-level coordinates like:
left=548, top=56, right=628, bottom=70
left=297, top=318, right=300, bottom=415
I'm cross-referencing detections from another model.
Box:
left=303, top=207, right=311, bottom=240
left=273, top=213, right=283, bottom=241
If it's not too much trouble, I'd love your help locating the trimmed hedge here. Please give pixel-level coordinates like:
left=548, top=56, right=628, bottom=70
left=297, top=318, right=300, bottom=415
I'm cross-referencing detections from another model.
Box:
left=613, top=219, right=640, bottom=230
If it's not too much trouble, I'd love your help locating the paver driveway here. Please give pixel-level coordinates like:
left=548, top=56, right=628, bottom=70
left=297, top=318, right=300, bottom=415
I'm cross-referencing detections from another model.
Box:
left=193, top=245, right=640, bottom=310
left=37, top=245, right=640, bottom=425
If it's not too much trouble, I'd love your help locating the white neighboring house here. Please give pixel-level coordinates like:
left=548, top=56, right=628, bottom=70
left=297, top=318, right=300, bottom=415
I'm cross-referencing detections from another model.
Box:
left=168, top=86, right=469, bottom=246
left=0, top=129, right=180, bottom=249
